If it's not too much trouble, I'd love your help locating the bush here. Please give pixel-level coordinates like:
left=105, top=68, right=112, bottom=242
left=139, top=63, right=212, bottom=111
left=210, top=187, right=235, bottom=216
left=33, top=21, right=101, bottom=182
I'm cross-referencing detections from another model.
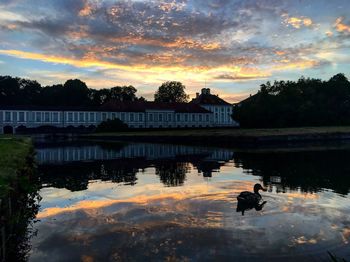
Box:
left=96, top=118, right=128, bottom=132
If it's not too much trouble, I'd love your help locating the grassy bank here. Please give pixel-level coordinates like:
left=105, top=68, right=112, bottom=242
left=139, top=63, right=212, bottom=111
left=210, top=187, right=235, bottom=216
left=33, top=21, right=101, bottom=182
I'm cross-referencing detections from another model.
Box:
left=0, top=136, right=32, bottom=197
left=0, top=136, right=39, bottom=262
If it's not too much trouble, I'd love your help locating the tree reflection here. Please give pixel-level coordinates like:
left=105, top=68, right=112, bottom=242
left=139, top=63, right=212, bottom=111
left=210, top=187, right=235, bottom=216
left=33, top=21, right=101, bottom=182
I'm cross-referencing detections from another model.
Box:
left=39, top=160, right=140, bottom=191
left=234, top=150, right=350, bottom=195
left=155, top=161, right=189, bottom=187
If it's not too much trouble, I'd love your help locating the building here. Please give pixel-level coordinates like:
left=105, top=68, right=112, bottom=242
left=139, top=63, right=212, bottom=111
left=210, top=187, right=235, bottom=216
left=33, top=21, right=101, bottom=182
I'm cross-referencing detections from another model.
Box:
left=0, top=88, right=237, bottom=134
left=190, top=88, right=239, bottom=127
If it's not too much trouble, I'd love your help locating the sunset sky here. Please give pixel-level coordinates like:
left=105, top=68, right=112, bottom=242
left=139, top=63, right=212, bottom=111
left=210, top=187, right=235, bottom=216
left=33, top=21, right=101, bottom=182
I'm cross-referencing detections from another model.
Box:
left=0, top=0, right=350, bottom=102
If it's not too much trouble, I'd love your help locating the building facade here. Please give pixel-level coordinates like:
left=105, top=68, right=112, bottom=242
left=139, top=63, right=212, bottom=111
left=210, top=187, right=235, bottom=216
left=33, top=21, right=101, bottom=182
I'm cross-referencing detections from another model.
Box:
left=0, top=88, right=236, bottom=134
left=190, top=88, right=239, bottom=127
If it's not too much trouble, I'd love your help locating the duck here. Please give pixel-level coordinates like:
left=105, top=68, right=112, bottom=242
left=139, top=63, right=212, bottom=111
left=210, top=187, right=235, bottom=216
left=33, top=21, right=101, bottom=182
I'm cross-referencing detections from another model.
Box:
left=237, top=183, right=267, bottom=204
left=236, top=183, right=267, bottom=216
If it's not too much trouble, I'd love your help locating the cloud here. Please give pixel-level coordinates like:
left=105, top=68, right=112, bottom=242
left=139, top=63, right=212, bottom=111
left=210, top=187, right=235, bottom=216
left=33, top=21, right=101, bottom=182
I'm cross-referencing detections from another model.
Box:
left=282, top=14, right=313, bottom=29
left=214, top=73, right=269, bottom=81
left=0, top=0, right=349, bottom=100
left=334, top=17, right=350, bottom=34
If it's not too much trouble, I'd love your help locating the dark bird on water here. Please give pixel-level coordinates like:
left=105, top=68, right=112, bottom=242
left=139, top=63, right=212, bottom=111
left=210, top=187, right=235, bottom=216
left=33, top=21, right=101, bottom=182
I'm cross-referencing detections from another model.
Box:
left=236, top=183, right=267, bottom=215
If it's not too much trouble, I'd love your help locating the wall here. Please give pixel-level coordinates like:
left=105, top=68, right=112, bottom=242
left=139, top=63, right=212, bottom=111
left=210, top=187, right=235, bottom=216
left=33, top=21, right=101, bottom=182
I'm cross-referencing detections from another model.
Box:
left=202, top=105, right=239, bottom=127
left=0, top=109, right=215, bottom=133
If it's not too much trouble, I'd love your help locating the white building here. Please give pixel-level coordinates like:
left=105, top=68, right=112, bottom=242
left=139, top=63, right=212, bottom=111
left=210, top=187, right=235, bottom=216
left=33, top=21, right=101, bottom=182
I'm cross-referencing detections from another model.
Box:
left=190, top=88, right=239, bottom=127
left=0, top=88, right=237, bottom=134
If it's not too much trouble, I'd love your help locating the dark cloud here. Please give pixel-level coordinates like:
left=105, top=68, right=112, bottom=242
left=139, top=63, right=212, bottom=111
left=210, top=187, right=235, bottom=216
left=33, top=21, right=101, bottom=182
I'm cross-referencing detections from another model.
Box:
left=214, top=74, right=267, bottom=81
left=1, top=0, right=346, bottom=74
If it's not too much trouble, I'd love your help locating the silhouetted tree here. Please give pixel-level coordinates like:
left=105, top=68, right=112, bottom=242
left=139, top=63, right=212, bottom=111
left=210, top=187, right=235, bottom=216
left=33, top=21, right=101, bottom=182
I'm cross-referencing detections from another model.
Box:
left=154, top=81, right=189, bottom=103
left=62, top=79, right=91, bottom=106
left=233, top=73, right=350, bottom=128
left=110, top=86, right=137, bottom=101
left=39, top=84, right=65, bottom=106
left=0, top=75, right=144, bottom=106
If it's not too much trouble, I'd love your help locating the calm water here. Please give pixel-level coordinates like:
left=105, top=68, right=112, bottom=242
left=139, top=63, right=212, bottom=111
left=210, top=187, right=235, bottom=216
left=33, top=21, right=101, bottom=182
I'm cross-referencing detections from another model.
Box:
left=27, top=141, right=350, bottom=261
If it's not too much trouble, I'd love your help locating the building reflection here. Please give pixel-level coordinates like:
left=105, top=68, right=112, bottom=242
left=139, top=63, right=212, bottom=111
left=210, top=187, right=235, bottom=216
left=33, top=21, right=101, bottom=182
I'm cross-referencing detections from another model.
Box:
left=36, top=142, right=350, bottom=194
left=37, top=142, right=234, bottom=190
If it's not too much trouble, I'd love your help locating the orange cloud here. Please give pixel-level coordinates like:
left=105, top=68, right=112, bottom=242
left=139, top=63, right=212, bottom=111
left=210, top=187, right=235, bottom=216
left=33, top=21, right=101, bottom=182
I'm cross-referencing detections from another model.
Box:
left=78, top=0, right=97, bottom=17
left=334, top=17, right=350, bottom=33
left=272, top=59, right=319, bottom=71
left=0, top=49, right=264, bottom=82
left=275, top=50, right=286, bottom=56
left=108, top=36, right=222, bottom=51
left=37, top=181, right=257, bottom=219
left=325, top=31, right=333, bottom=37
left=282, top=14, right=313, bottom=29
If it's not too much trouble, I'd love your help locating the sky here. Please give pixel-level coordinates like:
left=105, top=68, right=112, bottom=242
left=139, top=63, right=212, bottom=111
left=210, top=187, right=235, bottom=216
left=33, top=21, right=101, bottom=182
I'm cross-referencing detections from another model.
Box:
left=0, top=0, right=350, bottom=102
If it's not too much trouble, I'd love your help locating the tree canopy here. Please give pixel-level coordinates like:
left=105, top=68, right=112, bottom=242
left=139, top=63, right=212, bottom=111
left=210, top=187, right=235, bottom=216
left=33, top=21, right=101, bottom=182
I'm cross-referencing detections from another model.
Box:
left=0, top=76, right=143, bottom=106
left=154, top=81, right=189, bottom=103
left=233, top=73, right=350, bottom=128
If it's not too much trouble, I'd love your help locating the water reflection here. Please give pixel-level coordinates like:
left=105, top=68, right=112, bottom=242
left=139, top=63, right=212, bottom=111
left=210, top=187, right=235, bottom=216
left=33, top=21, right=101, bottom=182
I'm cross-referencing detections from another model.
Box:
left=233, top=150, right=350, bottom=194
left=27, top=142, right=350, bottom=261
left=37, top=142, right=234, bottom=190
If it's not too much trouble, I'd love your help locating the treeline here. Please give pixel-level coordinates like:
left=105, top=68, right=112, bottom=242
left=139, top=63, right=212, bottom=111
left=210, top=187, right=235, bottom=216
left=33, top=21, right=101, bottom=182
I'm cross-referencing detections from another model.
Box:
left=0, top=76, right=145, bottom=106
left=233, top=73, right=350, bottom=128
left=0, top=76, right=189, bottom=106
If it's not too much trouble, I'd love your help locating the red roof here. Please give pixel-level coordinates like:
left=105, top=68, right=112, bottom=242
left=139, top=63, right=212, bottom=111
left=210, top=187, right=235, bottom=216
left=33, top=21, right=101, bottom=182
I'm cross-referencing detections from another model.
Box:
left=0, top=101, right=212, bottom=113
left=100, top=101, right=212, bottom=113
left=190, top=94, right=231, bottom=106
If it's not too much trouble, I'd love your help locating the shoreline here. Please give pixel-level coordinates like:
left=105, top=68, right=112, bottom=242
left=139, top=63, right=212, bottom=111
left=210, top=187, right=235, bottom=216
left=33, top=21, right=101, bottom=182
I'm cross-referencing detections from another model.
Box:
left=0, top=136, right=38, bottom=262
left=82, top=126, right=350, bottom=148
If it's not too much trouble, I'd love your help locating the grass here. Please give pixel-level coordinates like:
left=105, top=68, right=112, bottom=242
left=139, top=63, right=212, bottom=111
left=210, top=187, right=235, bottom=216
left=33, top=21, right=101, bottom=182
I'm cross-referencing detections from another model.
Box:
left=89, top=126, right=350, bottom=138
left=0, top=136, right=32, bottom=197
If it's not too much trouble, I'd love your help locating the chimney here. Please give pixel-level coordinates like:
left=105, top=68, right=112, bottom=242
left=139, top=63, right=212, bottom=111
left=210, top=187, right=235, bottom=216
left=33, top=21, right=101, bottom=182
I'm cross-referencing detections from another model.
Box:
left=196, top=92, right=199, bottom=98
left=201, top=88, right=210, bottom=95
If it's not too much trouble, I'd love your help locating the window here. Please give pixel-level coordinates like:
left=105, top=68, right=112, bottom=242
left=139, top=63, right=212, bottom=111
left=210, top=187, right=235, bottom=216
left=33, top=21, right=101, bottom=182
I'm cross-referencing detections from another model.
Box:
left=74, top=112, right=78, bottom=122
left=139, top=113, right=143, bottom=122
left=221, top=107, right=224, bottom=112
left=19, top=112, right=25, bottom=122
left=45, top=112, right=50, bottom=122
left=130, top=113, right=134, bottom=121
left=149, top=113, right=153, bottom=121
left=68, top=112, right=73, bottom=122
left=176, top=114, right=180, bottom=121
left=5, top=112, right=11, bottom=121
left=121, top=113, right=125, bottom=121
left=90, top=112, right=95, bottom=122
left=168, top=114, right=171, bottom=121
left=159, top=114, right=163, bottom=121
left=184, top=114, right=188, bottom=121
left=79, top=112, right=84, bottom=122
left=192, top=114, right=195, bottom=121
left=102, top=113, right=107, bottom=121
left=206, top=114, right=209, bottom=122
left=36, top=112, right=42, bottom=122
left=199, top=114, right=202, bottom=121
left=53, top=112, right=59, bottom=122
left=112, top=113, right=116, bottom=119
left=13, top=112, right=17, bottom=122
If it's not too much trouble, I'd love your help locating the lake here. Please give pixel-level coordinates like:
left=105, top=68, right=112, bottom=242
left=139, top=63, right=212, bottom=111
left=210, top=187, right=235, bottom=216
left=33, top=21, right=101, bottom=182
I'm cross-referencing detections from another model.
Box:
left=25, top=141, right=350, bottom=261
